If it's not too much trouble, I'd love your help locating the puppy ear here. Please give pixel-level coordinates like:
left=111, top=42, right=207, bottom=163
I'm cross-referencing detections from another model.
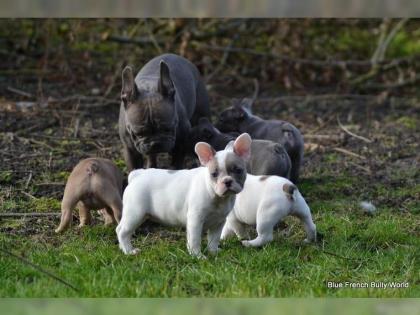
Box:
left=241, top=98, right=254, bottom=113
left=121, top=66, right=137, bottom=108
left=158, top=61, right=175, bottom=98
left=233, top=133, right=252, bottom=160
left=225, top=140, right=235, bottom=151
left=195, top=142, right=216, bottom=166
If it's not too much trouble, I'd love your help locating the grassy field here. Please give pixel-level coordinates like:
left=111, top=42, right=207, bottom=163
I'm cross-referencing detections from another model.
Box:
left=0, top=19, right=419, bottom=297
left=1, top=103, right=418, bottom=297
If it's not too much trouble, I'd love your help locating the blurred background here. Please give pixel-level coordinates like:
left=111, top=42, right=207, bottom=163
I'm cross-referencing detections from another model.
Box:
left=1, top=0, right=420, bottom=17
left=1, top=299, right=420, bottom=315
left=0, top=18, right=418, bottom=212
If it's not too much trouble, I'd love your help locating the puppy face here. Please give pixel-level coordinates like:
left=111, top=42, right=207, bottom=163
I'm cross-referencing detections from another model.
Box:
left=195, top=133, right=252, bottom=197
left=216, top=99, right=253, bottom=133
left=121, top=63, right=178, bottom=154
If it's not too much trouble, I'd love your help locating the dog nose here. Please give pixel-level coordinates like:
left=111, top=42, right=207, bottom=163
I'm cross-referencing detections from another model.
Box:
left=224, top=179, right=233, bottom=188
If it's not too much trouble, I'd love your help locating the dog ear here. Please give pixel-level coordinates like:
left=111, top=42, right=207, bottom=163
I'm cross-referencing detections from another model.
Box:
left=121, top=66, right=137, bottom=108
left=240, top=98, right=254, bottom=113
left=233, top=133, right=252, bottom=160
left=195, top=142, right=216, bottom=166
left=225, top=140, right=235, bottom=151
left=158, top=61, right=175, bottom=99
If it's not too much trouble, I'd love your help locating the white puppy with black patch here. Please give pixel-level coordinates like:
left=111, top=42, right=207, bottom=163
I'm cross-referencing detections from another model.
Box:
left=221, top=172, right=317, bottom=247
left=116, top=133, right=252, bottom=258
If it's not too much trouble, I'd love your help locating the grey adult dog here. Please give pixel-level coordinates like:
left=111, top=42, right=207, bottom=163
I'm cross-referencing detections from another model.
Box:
left=191, top=117, right=291, bottom=178
left=119, top=53, right=210, bottom=170
left=216, top=98, right=303, bottom=183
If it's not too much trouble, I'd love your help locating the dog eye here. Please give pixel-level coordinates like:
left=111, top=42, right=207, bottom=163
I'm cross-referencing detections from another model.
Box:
left=232, top=166, right=242, bottom=174
left=211, top=170, right=219, bottom=178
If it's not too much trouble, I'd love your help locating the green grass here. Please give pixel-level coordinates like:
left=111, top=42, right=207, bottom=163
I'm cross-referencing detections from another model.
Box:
left=1, top=181, right=418, bottom=297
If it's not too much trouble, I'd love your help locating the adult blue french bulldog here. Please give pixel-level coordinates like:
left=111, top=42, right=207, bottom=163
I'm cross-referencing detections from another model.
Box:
left=119, top=53, right=210, bottom=170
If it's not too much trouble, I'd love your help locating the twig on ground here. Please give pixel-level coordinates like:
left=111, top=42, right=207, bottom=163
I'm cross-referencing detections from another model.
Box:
left=347, top=161, right=372, bottom=174
left=6, top=86, right=33, bottom=98
left=0, top=212, right=60, bottom=217
left=24, top=171, right=33, bottom=189
left=303, top=134, right=341, bottom=140
left=333, top=147, right=366, bottom=160
left=337, top=115, right=373, bottom=143
left=20, top=190, right=38, bottom=199
left=0, top=247, right=79, bottom=292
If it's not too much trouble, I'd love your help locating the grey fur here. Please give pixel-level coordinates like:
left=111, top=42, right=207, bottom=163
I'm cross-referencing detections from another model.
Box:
left=216, top=98, right=303, bottom=183
left=190, top=117, right=291, bottom=178
left=119, top=53, right=210, bottom=171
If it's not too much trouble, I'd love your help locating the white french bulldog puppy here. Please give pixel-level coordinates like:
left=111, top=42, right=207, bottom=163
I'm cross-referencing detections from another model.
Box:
left=116, top=133, right=252, bottom=258
left=221, top=174, right=317, bottom=247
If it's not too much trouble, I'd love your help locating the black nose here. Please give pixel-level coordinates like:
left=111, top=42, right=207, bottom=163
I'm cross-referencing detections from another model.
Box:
left=224, top=179, right=233, bottom=188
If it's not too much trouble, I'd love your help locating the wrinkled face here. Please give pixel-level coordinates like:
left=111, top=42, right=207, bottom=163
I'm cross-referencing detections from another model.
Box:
left=121, top=61, right=178, bottom=154
left=195, top=133, right=252, bottom=198
left=216, top=104, right=247, bottom=133
left=206, top=151, right=247, bottom=197
left=125, top=94, right=178, bottom=154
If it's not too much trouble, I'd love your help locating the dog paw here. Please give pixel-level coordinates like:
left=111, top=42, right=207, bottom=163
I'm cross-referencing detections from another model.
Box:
left=128, top=248, right=140, bottom=255
left=303, top=238, right=315, bottom=244
left=208, top=247, right=221, bottom=255
left=241, top=240, right=252, bottom=247
left=191, top=252, right=207, bottom=260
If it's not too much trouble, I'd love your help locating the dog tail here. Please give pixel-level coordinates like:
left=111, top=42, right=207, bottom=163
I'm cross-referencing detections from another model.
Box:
left=86, top=161, right=99, bottom=176
left=282, top=183, right=297, bottom=201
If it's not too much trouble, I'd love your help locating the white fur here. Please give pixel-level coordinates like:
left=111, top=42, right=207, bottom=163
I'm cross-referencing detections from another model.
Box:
left=221, top=175, right=317, bottom=247
left=116, top=133, right=252, bottom=258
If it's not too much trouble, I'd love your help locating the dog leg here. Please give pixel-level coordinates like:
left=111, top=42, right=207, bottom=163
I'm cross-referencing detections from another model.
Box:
left=116, top=207, right=145, bottom=255
left=55, top=192, right=78, bottom=233
left=102, top=189, right=123, bottom=223
left=186, top=217, right=205, bottom=259
left=207, top=223, right=224, bottom=254
left=78, top=202, right=92, bottom=227
left=242, top=208, right=278, bottom=247
left=291, top=196, right=317, bottom=243
left=221, top=216, right=247, bottom=240
left=103, top=207, right=116, bottom=226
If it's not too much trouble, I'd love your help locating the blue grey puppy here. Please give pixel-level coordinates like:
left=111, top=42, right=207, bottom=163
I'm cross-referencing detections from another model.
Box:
left=216, top=98, right=303, bottom=183
left=191, top=117, right=291, bottom=178
left=119, top=53, right=210, bottom=170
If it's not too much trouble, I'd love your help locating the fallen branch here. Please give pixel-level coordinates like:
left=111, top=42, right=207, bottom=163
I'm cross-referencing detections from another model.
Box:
left=333, top=147, right=366, bottom=160
left=6, top=86, right=33, bottom=98
left=337, top=115, right=373, bottom=143
left=0, top=247, right=79, bottom=292
left=0, top=212, right=60, bottom=217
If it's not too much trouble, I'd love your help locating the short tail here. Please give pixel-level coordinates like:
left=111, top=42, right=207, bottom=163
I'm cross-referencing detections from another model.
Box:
left=283, top=183, right=297, bottom=201
left=86, top=161, right=99, bottom=176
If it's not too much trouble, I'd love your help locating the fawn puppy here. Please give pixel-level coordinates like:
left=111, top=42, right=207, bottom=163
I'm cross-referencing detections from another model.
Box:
left=55, top=158, right=123, bottom=233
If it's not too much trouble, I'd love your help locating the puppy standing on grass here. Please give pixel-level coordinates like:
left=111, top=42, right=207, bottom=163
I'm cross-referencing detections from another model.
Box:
left=221, top=175, right=317, bottom=247
left=55, top=158, right=123, bottom=233
left=116, top=133, right=252, bottom=258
